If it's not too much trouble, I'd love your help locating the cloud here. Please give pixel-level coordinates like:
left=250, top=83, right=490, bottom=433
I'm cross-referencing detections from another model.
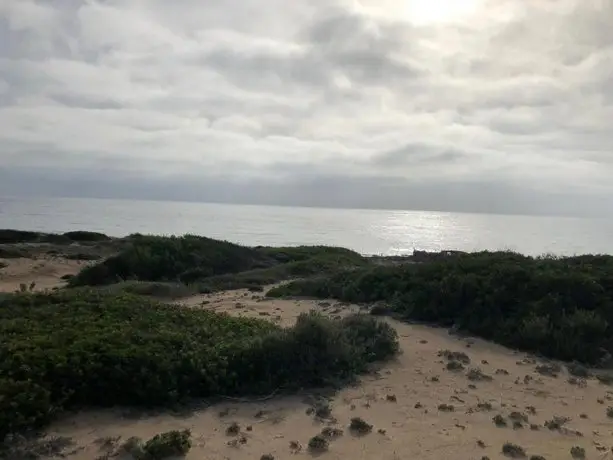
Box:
left=1, top=0, right=612, bottom=216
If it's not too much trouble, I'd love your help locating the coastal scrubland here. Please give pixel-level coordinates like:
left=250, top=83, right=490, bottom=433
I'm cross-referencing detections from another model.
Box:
left=269, top=251, right=613, bottom=364
left=2, top=229, right=613, bottom=459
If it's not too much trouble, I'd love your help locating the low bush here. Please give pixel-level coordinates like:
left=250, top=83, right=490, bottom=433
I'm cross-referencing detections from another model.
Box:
left=0, top=290, right=397, bottom=438
left=267, top=251, right=613, bottom=364
left=62, top=231, right=111, bottom=242
left=0, top=229, right=41, bottom=244
left=69, top=234, right=367, bottom=290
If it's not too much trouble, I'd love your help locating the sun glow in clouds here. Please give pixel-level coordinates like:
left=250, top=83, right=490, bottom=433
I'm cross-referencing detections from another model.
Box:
left=402, top=0, right=482, bottom=24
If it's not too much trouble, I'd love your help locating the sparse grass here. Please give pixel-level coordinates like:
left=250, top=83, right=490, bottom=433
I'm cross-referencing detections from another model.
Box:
left=0, top=435, right=74, bottom=460
left=446, top=361, right=465, bottom=372
left=502, top=442, right=527, bottom=458
left=544, top=416, right=571, bottom=431
left=477, top=402, right=493, bottom=411
left=320, top=427, right=343, bottom=439
left=438, top=350, right=471, bottom=364
left=535, top=363, right=562, bottom=377
left=467, top=368, right=493, bottom=382
left=0, top=290, right=398, bottom=438
left=508, top=411, right=529, bottom=423
left=226, top=422, right=240, bottom=436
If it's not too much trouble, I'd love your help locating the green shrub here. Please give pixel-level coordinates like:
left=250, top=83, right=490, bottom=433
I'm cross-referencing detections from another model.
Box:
left=0, top=229, right=41, bottom=244
left=69, top=235, right=367, bottom=290
left=62, top=231, right=111, bottom=242
left=268, top=251, right=613, bottom=364
left=142, top=430, right=191, bottom=459
left=0, top=290, right=397, bottom=438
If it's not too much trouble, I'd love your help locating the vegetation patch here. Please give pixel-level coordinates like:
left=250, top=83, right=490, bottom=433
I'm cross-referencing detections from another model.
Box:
left=307, top=435, right=329, bottom=453
left=502, top=442, right=527, bottom=458
left=268, top=251, right=613, bottom=364
left=349, top=417, right=373, bottom=435
left=0, top=290, right=397, bottom=439
left=68, top=235, right=367, bottom=291
left=62, top=231, right=111, bottom=242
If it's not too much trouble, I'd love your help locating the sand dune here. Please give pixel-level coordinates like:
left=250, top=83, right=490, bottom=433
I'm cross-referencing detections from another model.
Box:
left=0, top=256, right=84, bottom=293
left=25, top=286, right=613, bottom=460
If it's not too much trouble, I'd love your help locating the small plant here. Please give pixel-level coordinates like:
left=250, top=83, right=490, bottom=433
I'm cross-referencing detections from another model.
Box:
left=606, top=407, right=613, bottom=418
left=535, top=363, right=561, bottom=377
left=349, top=417, right=373, bottom=435
left=530, top=456, right=546, bottom=460
left=289, top=440, right=302, bottom=452
left=438, top=350, right=471, bottom=364
left=260, top=455, right=275, bottom=460
left=226, top=422, right=240, bottom=436
left=308, top=435, right=329, bottom=453
left=495, top=368, right=510, bottom=375
left=142, top=430, right=192, bottom=459
left=438, top=404, right=455, bottom=412
left=467, top=368, right=493, bottom=382
left=446, top=361, right=465, bottom=372
left=545, top=416, right=570, bottom=431
left=493, top=414, right=508, bottom=427
left=386, top=394, right=397, bottom=402
left=477, top=402, right=493, bottom=411
left=321, top=427, right=343, bottom=439
left=502, top=442, right=527, bottom=458
left=508, top=412, right=528, bottom=423
left=570, top=446, right=585, bottom=459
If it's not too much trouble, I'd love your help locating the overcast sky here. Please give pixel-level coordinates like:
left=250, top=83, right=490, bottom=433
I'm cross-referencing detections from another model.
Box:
left=1, top=0, right=612, bottom=216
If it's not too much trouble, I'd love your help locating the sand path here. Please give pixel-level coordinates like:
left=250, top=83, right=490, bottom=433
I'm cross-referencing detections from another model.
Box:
left=31, top=287, right=613, bottom=460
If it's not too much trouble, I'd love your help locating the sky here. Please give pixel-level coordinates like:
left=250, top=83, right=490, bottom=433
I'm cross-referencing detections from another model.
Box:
left=1, top=0, right=612, bottom=216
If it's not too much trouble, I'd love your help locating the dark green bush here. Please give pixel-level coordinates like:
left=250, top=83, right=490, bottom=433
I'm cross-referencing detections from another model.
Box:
left=0, top=229, right=41, bottom=244
left=268, top=251, right=613, bottom=364
left=69, top=235, right=273, bottom=286
left=0, top=290, right=397, bottom=438
left=142, top=430, right=192, bottom=459
left=62, top=231, right=111, bottom=242
left=69, top=235, right=367, bottom=290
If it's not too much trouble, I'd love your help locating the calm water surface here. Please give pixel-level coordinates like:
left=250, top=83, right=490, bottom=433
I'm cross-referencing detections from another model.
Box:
left=0, top=196, right=611, bottom=256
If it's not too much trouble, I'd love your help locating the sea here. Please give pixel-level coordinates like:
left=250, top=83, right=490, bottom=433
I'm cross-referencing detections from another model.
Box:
left=0, top=196, right=611, bottom=256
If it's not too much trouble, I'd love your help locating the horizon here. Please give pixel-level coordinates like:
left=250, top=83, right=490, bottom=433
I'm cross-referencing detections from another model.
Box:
left=2, top=193, right=610, bottom=221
